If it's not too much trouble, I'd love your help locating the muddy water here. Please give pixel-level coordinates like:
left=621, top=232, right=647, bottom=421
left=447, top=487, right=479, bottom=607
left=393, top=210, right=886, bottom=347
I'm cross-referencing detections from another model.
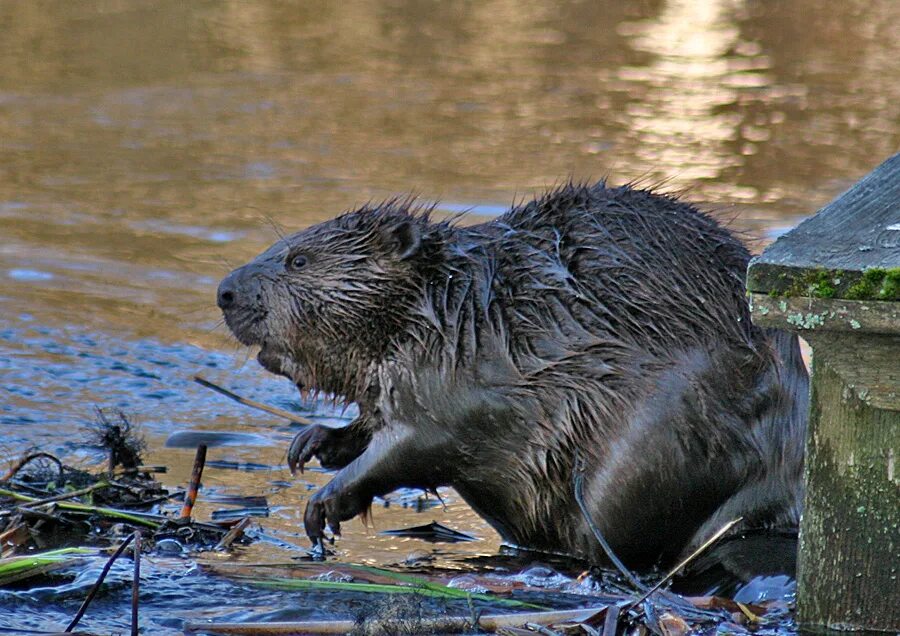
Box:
left=1, top=1, right=898, bottom=633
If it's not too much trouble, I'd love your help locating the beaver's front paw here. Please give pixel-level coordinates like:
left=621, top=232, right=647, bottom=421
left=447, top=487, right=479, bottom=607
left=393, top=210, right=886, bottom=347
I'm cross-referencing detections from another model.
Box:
left=288, top=423, right=373, bottom=475
left=287, top=425, right=344, bottom=474
left=288, top=425, right=328, bottom=474
left=303, top=481, right=367, bottom=545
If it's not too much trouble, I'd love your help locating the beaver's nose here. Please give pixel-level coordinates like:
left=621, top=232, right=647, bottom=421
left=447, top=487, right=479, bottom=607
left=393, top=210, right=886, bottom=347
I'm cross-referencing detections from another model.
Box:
left=217, top=276, right=237, bottom=310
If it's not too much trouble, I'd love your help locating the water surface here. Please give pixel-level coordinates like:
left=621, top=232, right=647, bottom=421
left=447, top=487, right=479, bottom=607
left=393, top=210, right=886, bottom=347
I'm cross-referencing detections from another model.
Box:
left=1, top=1, right=899, bottom=632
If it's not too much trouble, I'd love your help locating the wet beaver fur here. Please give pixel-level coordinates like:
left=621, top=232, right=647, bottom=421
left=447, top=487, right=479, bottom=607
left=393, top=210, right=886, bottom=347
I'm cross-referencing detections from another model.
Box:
left=217, top=182, right=808, bottom=567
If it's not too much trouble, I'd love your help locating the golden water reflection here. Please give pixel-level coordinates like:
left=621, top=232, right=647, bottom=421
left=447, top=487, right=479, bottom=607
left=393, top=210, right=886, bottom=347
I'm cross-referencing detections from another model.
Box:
left=0, top=0, right=898, bottom=623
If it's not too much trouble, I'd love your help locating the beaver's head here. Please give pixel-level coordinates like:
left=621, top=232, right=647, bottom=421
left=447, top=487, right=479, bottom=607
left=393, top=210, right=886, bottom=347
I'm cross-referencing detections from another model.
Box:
left=217, top=201, right=436, bottom=403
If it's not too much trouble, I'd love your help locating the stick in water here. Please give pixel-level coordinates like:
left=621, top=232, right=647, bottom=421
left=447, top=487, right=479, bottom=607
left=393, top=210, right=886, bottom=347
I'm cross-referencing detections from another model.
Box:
left=193, top=375, right=311, bottom=426
left=215, top=517, right=252, bottom=551
left=180, top=445, right=208, bottom=520
left=131, top=531, right=141, bottom=636
left=625, top=516, right=743, bottom=611
left=66, top=533, right=137, bottom=632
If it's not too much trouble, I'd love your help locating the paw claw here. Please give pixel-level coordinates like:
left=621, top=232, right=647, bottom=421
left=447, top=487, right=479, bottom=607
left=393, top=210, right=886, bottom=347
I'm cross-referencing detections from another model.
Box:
left=303, top=481, right=369, bottom=547
left=287, top=426, right=325, bottom=475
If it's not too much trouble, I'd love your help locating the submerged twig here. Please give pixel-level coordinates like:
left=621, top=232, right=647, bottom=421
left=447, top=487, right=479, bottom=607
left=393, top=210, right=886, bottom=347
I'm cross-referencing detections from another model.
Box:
left=65, top=533, right=137, bottom=632
left=624, top=517, right=743, bottom=611
left=180, top=445, right=208, bottom=520
left=131, top=532, right=141, bottom=636
left=194, top=375, right=311, bottom=426
left=214, top=517, right=252, bottom=550
left=572, top=456, right=647, bottom=592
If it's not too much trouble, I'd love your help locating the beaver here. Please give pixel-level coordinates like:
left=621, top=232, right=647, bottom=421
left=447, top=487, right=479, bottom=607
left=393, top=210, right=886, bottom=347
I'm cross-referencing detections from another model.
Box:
left=217, top=182, right=808, bottom=567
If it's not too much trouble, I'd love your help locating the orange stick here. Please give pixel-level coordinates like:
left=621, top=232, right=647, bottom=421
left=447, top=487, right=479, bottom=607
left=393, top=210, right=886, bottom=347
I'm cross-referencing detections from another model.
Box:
left=179, top=445, right=208, bottom=520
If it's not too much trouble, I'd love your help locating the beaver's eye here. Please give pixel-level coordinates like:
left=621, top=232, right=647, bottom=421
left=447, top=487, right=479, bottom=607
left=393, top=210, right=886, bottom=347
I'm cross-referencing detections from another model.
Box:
left=287, top=253, right=308, bottom=270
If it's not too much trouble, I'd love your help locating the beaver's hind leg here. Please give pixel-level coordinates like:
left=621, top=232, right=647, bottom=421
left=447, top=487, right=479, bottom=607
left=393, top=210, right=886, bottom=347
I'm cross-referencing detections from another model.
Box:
left=578, top=345, right=804, bottom=567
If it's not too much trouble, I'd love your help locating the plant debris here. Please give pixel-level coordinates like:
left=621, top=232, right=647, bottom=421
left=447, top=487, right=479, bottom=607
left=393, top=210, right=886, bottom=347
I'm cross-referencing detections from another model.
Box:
left=1, top=410, right=256, bottom=568
left=0, top=546, right=93, bottom=586
left=85, top=406, right=147, bottom=472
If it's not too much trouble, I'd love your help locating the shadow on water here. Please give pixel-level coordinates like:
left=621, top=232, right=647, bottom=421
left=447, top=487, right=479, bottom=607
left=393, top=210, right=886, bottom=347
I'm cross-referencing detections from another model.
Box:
left=1, top=0, right=898, bottom=633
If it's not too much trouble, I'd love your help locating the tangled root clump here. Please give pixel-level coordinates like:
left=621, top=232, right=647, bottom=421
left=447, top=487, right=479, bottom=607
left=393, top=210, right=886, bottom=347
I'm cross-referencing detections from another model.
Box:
left=84, top=407, right=146, bottom=470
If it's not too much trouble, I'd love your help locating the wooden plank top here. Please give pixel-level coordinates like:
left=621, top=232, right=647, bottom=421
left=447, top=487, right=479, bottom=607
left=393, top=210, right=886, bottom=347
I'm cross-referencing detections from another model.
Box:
left=747, top=152, right=900, bottom=301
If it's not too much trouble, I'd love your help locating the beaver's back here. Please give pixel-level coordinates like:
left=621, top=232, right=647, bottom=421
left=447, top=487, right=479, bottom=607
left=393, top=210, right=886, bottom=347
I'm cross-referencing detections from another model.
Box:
left=482, top=183, right=757, bottom=362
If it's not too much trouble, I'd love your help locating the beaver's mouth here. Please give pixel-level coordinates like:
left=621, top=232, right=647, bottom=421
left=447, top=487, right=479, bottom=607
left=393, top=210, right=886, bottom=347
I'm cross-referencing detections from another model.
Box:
left=256, top=343, right=328, bottom=404
left=256, top=343, right=301, bottom=382
left=222, top=306, right=269, bottom=348
left=256, top=344, right=355, bottom=408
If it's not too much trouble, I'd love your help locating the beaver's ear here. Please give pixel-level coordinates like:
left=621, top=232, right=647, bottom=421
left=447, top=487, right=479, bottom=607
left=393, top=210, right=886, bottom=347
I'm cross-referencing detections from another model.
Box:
left=382, top=219, right=422, bottom=260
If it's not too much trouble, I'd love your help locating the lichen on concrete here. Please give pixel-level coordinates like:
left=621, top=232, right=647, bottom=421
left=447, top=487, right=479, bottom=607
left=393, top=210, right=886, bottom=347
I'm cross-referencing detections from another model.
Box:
left=786, top=311, right=826, bottom=330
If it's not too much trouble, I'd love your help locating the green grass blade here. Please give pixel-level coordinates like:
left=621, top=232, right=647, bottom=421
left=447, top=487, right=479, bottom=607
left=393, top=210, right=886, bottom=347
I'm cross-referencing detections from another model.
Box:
left=0, top=547, right=95, bottom=586
left=0, top=487, right=36, bottom=503
left=0, top=487, right=161, bottom=528
left=299, top=563, right=546, bottom=609
left=238, top=575, right=545, bottom=609
left=54, top=501, right=162, bottom=528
